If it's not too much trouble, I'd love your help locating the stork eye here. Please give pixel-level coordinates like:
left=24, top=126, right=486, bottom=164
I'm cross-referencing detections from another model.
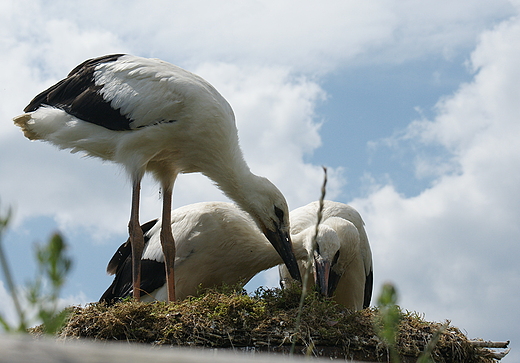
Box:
left=274, top=206, right=284, bottom=221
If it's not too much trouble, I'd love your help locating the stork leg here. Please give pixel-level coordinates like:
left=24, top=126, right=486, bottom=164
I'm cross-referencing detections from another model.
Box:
left=160, top=184, right=176, bottom=302
left=128, top=177, right=144, bottom=301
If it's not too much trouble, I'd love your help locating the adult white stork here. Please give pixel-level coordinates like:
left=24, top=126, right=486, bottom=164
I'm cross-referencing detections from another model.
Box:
left=13, top=54, right=301, bottom=302
left=279, top=200, right=373, bottom=311
left=101, top=202, right=309, bottom=302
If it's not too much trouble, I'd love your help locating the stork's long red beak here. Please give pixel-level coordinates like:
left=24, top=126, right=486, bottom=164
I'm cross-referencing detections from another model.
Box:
left=265, top=228, right=301, bottom=282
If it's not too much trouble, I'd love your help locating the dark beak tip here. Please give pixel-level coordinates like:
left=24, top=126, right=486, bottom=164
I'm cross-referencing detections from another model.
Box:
left=265, top=227, right=301, bottom=282
left=281, top=253, right=301, bottom=282
left=315, top=259, right=331, bottom=297
left=291, top=265, right=302, bottom=282
left=286, top=263, right=302, bottom=283
left=282, top=249, right=301, bottom=282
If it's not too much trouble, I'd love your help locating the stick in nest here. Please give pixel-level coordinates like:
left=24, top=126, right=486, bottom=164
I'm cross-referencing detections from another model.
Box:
left=290, top=166, right=327, bottom=356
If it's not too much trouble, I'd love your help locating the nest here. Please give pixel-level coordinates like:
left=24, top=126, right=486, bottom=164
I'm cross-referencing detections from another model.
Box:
left=49, top=286, right=503, bottom=362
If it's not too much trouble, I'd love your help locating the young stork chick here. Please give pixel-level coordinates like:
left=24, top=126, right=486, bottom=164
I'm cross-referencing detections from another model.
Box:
left=279, top=200, right=373, bottom=311
left=101, top=200, right=373, bottom=310
left=101, top=202, right=308, bottom=303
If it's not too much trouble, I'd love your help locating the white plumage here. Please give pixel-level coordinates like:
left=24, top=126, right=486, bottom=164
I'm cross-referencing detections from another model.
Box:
left=101, top=202, right=308, bottom=302
left=14, top=54, right=300, bottom=302
left=279, top=200, right=373, bottom=311
left=101, top=201, right=373, bottom=311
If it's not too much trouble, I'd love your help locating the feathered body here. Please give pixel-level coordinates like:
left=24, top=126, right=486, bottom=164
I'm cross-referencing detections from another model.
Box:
left=280, top=201, right=373, bottom=311
left=14, top=54, right=300, bottom=301
left=15, top=55, right=243, bottom=184
left=101, top=202, right=308, bottom=302
left=101, top=200, right=373, bottom=311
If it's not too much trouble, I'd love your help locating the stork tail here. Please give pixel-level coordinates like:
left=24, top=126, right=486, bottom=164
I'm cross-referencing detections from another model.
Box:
left=13, top=113, right=41, bottom=140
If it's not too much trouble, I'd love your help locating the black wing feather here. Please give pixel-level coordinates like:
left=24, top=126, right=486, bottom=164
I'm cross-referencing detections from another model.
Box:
left=24, top=54, right=133, bottom=131
left=106, top=219, right=159, bottom=275
left=100, top=219, right=165, bottom=305
left=100, top=259, right=166, bottom=305
left=363, top=268, right=373, bottom=309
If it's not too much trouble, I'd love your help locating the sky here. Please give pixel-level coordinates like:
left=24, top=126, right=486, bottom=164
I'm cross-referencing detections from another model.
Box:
left=1, top=0, right=519, bottom=360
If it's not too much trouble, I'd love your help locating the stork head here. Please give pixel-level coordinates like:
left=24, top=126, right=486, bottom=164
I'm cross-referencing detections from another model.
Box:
left=239, top=176, right=301, bottom=282
left=311, top=225, right=342, bottom=298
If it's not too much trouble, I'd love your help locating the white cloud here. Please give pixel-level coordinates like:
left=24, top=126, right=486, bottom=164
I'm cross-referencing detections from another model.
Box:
left=378, top=0, right=515, bottom=62
left=352, top=11, right=520, bottom=355
left=2, top=2, right=349, bottom=232
left=2, top=0, right=515, bottom=77
left=1, top=60, right=341, bottom=236
left=2, top=1, right=519, bottom=359
left=192, top=63, right=342, bottom=206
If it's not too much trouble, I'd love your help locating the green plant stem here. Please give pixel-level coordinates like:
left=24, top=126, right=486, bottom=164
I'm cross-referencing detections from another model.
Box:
left=417, top=323, right=448, bottom=363
left=376, top=282, right=401, bottom=363
left=0, top=207, right=27, bottom=330
left=0, top=202, right=72, bottom=334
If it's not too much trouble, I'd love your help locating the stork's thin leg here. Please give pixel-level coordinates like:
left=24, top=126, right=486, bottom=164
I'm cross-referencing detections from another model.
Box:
left=160, top=185, right=176, bottom=302
left=128, top=178, right=144, bottom=301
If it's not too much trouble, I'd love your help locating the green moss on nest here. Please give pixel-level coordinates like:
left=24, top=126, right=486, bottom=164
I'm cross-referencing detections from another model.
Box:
left=55, top=285, right=495, bottom=362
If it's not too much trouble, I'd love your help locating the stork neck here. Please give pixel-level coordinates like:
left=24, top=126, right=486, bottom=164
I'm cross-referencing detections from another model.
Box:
left=292, top=234, right=310, bottom=261
left=201, top=150, right=257, bottom=209
left=291, top=229, right=314, bottom=259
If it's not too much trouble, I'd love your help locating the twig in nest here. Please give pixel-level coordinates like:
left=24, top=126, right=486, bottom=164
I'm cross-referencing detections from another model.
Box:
left=290, top=166, right=327, bottom=356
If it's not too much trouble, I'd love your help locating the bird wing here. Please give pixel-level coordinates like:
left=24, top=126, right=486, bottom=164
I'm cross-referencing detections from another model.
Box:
left=363, top=269, right=373, bottom=309
left=99, top=258, right=166, bottom=304
left=100, top=219, right=161, bottom=304
left=106, top=219, right=158, bottom=275
left=322, top=201, right=374, bottom=307
left=332, top=202, right=373, bottom=308
left=24, top=54, right=133, bottom=131
left=23, top=54, right=195, bottom=131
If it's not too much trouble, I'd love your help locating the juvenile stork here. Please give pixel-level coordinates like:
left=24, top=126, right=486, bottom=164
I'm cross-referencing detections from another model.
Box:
left=14, top=54, right=301, bottom=302
left=101, top=200, right=372, bottom=310
left=279, top=200, right=373, bottom=311
left=101, top=202, right=309, bottom=302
